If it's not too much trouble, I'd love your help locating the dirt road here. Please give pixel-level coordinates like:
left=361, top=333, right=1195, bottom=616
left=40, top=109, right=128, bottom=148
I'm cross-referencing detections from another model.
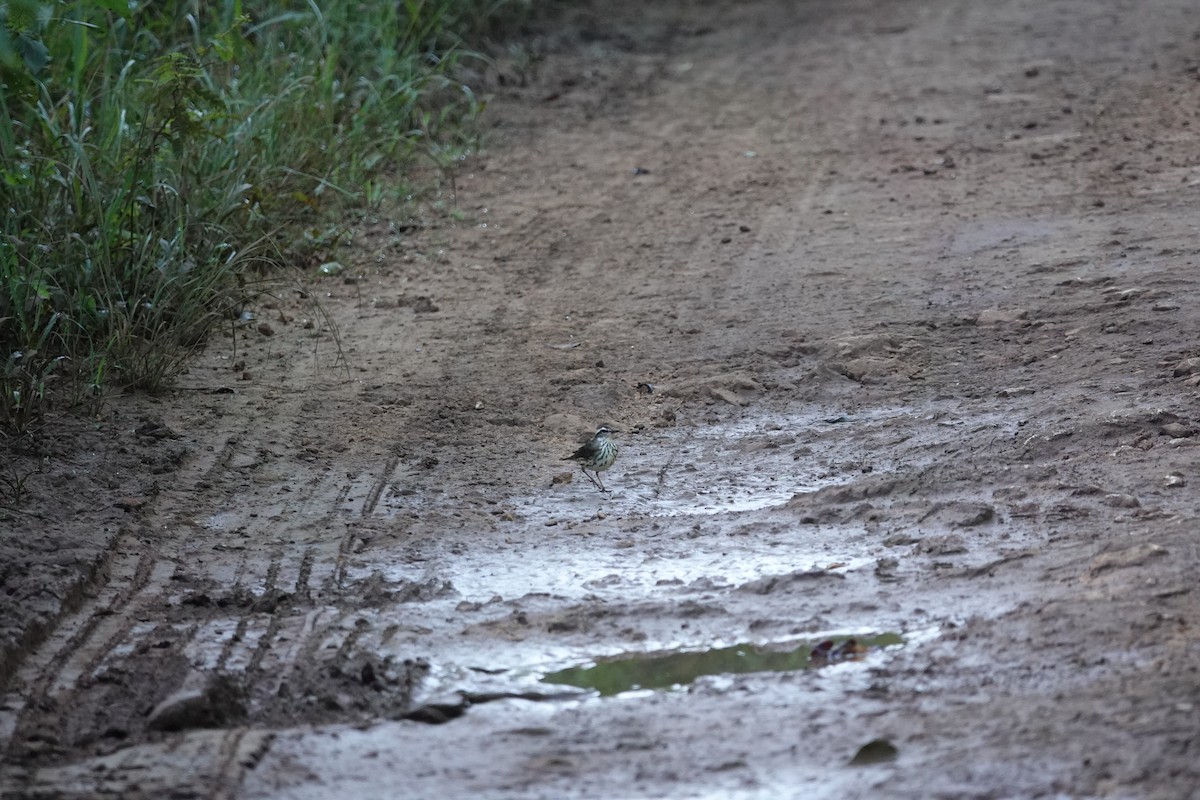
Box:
left=3, top=0, right=1200, bottom=797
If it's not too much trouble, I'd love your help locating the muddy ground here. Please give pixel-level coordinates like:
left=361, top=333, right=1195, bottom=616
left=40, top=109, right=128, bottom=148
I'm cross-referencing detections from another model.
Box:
left=3, top=0, right=1200, bottom=797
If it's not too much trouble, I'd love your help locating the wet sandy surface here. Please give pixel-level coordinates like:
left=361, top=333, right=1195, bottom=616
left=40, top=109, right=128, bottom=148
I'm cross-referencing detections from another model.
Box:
left=3, top=0, right=1200, bottom=797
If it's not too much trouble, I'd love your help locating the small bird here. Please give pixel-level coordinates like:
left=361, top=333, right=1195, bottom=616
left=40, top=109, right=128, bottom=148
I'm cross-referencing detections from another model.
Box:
left=563, top=426, right=619, bottom=492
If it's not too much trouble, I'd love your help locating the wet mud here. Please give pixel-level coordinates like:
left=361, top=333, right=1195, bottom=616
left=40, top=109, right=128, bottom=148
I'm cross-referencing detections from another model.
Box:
left=3, top=0, right=1200, bottom=797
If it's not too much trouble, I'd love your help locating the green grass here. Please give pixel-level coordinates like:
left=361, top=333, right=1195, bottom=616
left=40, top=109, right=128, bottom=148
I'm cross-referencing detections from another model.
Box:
left=0, top=0, right=527, bottom=433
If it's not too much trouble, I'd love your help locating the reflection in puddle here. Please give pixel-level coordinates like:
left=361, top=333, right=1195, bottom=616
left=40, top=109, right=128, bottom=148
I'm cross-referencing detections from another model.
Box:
left=541, top=633, right=903, bottom=696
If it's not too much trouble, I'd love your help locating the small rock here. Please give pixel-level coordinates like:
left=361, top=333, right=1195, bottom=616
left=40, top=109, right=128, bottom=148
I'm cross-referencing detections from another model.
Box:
left=915, top=535, right=967, bottom=555
left=404, top=696, right=468, bottom=724
left=975, top=308, right=1029, bottom=326
left=114, top=496, right=150, bottom=511
left=737, top=569, right=841, bottom=594
left=134, top=420, right=181, bottom=439
left=708, top=386, right=745, bottom=406
left=257, top=322, right=275, bottom=337
left=360, top=662, right=377, bottom=686
left=850, top=739, right=899, bottom=766
left=1102, top=286, right=1145, bottom=301
left=953, top=504, right=995, bottom=527
left=1101, top=493, right=1140, bottom=508
left=1172, top=357, right=1200, bottom=377
left=1088, top=543, right=1166, bottom=575
left=1161, top=422, right=1193, bottom=438
left=146, top=676, right=245, bottom=732
left=1146, top=408, right=1182, bottom=425
left=1163, top=473, right=1186, bottom=488
left=998, top=387, right=1035, bottom=398
left=410, top=296, right=439, bottom=313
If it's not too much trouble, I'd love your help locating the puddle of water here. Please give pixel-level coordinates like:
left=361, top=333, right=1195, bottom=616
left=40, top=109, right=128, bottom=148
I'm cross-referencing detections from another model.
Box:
left=540, top=633, right=903, bottom=696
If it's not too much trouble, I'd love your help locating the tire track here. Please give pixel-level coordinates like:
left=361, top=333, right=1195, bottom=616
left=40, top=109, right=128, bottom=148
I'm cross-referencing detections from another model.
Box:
left=0, top=536, right=161, bottom=753
left=293, top=547, right=316, bottom=597
left=360, top=455, right=400, bottom=516
left=210, top=729, right=275, bottom=800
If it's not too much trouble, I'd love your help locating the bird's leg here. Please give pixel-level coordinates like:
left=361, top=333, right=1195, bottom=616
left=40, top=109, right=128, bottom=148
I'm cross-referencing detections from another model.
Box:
left=581, top=468, right=603, bottom=491
left=595, top=472, right=607, bottom=493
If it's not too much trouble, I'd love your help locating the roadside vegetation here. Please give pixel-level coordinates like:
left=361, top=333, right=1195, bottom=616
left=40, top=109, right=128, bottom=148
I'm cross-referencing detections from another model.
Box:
left=0, top=0, right=524, bottom=433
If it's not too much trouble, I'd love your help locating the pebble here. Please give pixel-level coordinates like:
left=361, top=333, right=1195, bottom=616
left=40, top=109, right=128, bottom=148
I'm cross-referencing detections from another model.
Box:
left=1102, top=493, right=1140, bottom=508
left=1161, top=422, right=1193, bottom=438
left=953, top=504, right=996, bottom=527
left=975, top=308, right=1029, bottom=326
left=1172, top=357, right=1200, bottom=377
left=114, top=496, right=150, bottom=511
left=146, top=688, right=209, bottom=731
left=1088, top=542, right=1166, bottom=575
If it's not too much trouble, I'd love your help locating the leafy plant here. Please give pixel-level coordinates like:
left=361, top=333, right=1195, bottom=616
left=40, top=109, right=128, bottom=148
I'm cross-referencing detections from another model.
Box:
left=0, top=0, right=524, bottom=431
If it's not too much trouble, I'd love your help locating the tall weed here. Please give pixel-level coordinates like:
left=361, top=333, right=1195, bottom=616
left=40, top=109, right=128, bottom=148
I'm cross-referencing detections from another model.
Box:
left=0, top=0, right=513, bottom=432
